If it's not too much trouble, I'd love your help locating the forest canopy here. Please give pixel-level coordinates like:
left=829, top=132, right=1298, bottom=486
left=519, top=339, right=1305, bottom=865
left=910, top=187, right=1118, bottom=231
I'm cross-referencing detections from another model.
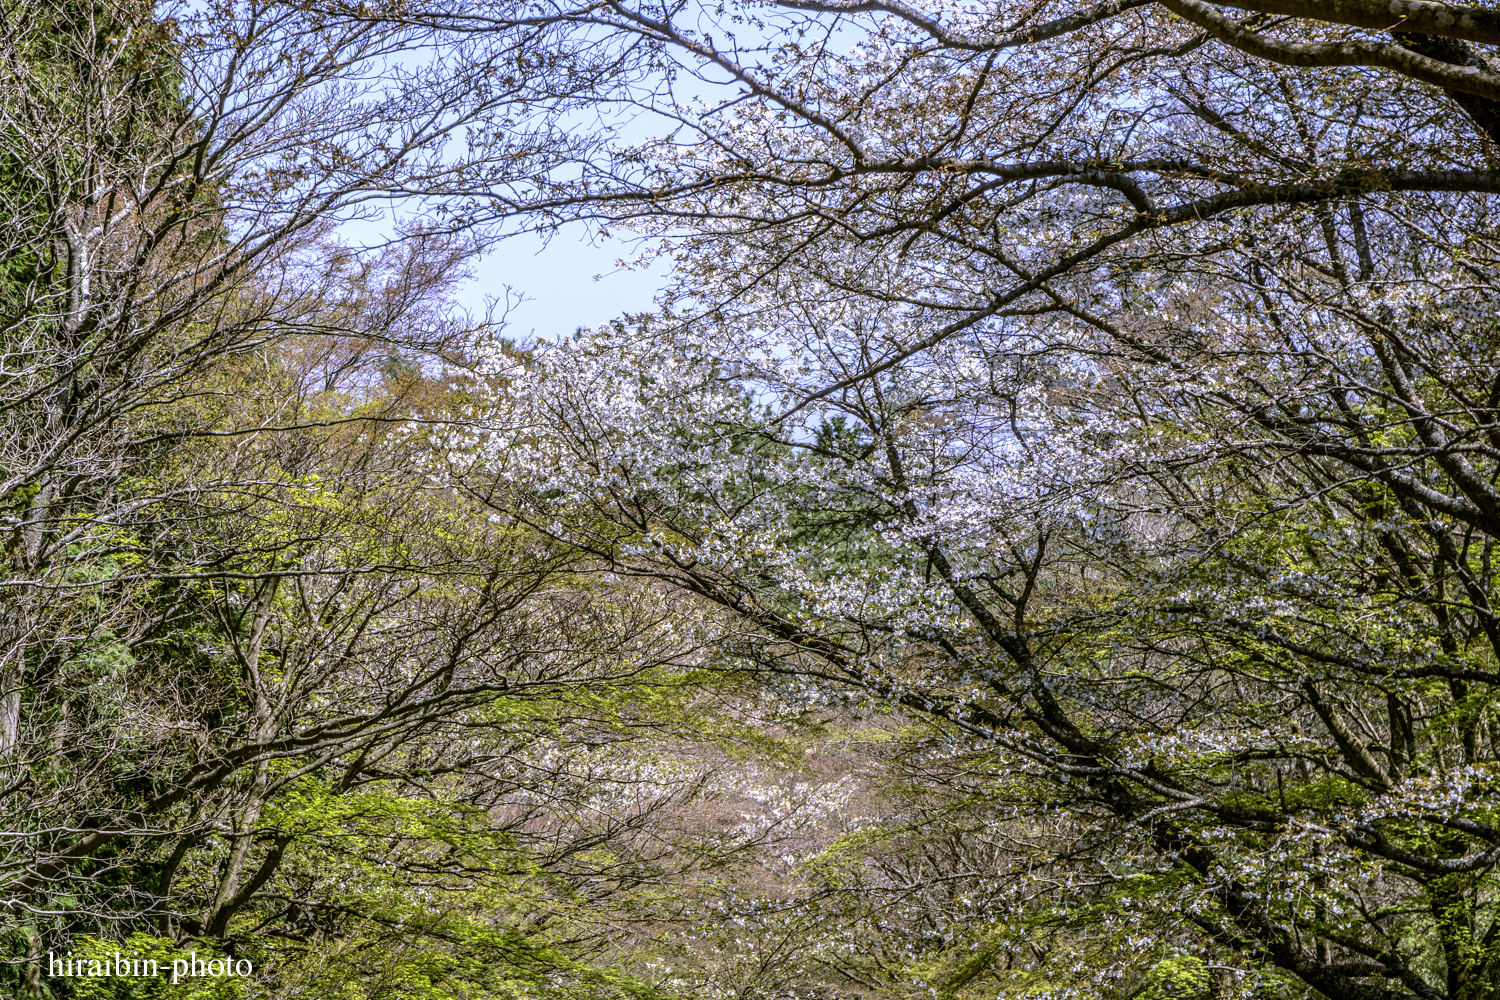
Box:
left=2, top=1, right=1499, bottom=999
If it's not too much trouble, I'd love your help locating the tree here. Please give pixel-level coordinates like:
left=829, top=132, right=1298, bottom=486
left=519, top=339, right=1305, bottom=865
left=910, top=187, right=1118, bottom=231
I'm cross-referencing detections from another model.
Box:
left=0, top=2, right=733, bottom=996
left=8, top=0, right=1500, bottom=995
left=438, top=1, right=1500, bottom=998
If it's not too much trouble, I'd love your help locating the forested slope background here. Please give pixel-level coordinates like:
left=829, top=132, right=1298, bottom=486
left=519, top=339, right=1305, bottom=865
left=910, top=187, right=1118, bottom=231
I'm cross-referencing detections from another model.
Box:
left=3, top=1, right=1500, bottom=998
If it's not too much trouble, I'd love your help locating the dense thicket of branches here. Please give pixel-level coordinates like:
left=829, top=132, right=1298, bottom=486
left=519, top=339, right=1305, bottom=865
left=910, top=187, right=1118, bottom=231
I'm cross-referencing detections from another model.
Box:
left=7, top=1, right=1500, bottom=999
left=435, top=2, right=1500, bottom=999
left=0, top=3, right=733, bottom=997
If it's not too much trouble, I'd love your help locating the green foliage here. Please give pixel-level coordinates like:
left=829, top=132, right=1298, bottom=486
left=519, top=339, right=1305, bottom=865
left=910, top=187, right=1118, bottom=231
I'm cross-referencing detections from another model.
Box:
left=1135, top=956, right=1210, bottom=1000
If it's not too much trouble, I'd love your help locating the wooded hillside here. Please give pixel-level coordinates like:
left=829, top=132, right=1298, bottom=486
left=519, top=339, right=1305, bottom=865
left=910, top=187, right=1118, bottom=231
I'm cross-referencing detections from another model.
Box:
left=2, top=2, right=1497, bottom=998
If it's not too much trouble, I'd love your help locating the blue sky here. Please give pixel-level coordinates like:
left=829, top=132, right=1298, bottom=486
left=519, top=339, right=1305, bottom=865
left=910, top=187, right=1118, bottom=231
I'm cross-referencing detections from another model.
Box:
left=456, top=225, right=670, bottom=341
